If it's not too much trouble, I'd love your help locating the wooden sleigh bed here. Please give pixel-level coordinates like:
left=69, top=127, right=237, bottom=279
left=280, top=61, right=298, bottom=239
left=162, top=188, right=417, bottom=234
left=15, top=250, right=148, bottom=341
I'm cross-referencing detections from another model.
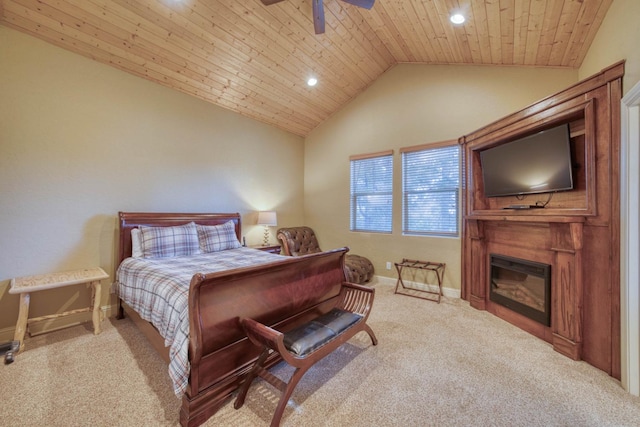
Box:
left=115, top=212, right=353, bottom=426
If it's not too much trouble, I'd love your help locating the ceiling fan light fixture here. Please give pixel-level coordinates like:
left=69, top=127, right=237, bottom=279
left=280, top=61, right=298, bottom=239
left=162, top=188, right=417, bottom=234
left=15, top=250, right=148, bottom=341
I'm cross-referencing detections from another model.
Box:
left=307, top=77, right=318, bottom=87
left=450, top=13, right=465, bottom=25
left=261, top=0, right=375, bottom=35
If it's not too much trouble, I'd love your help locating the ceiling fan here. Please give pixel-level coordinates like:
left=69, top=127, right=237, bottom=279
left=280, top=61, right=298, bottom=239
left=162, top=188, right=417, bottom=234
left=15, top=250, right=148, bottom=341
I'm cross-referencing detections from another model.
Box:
left=260, top=0, right=375, bottom=34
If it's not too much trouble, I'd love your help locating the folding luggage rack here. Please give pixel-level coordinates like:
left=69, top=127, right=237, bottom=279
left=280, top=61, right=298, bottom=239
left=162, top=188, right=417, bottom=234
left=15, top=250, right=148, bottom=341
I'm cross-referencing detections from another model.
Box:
left=394, top=259, right=446, bottom=303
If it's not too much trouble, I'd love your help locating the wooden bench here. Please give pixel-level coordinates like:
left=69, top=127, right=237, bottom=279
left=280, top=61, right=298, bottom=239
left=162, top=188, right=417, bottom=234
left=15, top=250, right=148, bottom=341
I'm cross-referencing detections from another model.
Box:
left=10, top=267, right=109, bottom=355
left=234, top=282, right=378, bottom=427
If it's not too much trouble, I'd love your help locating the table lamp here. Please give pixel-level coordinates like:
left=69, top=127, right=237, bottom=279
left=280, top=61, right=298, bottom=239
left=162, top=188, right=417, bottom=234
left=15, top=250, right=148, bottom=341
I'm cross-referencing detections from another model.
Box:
left=257, top=211, right=277, bottom=246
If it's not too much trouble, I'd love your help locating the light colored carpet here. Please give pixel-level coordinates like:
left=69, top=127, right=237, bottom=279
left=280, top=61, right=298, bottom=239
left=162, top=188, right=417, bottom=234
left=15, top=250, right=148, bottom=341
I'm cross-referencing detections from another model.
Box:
left=1, top=282, right=639, bottom=426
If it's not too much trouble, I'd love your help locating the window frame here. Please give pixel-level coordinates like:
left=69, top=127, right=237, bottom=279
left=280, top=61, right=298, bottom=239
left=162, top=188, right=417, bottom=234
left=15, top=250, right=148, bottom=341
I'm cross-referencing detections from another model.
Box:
left=349, top=150, right=394, bottom=233
left=400, top=140, right=461, bottom=238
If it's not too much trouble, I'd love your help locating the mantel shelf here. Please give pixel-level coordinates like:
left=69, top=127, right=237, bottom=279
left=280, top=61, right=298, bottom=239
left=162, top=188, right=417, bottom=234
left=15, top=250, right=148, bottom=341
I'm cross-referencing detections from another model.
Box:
left=466, top=214, right=586, bottom=223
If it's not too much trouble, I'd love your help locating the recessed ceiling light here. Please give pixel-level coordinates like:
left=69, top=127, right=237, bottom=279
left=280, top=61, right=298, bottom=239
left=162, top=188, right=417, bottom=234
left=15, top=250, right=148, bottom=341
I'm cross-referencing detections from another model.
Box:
left=307, top=77, right=318, bottom=87
left=450, top=13, right=465, bottom=25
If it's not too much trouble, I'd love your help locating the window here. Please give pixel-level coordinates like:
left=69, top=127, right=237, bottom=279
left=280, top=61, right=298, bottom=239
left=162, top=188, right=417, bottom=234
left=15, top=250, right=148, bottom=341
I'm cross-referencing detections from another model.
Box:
left=402, top=142, right=460, bottom=237
left=350, top=151, right=393, bottom=233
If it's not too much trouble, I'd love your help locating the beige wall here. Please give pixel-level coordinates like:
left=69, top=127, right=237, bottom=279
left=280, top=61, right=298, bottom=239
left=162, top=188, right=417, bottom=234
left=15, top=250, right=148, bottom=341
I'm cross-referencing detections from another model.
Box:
left=0, top=27, right=304, bottom=336
left=304, top=64, right=578, bottom=291
left=579, top=0, right=640, bottom=95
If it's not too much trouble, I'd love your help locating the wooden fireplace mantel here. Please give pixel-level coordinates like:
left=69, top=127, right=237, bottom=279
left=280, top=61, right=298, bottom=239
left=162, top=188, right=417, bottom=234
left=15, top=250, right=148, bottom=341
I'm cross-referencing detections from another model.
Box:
left=466, top=216, right=584, bottom=360
left=461, top=61, right=624, bottom=379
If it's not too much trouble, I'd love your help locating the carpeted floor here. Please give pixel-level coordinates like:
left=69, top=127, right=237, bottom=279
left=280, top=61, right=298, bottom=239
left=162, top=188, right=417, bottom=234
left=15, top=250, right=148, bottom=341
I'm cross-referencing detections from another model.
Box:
left=2, top=281, right=640, bottom=426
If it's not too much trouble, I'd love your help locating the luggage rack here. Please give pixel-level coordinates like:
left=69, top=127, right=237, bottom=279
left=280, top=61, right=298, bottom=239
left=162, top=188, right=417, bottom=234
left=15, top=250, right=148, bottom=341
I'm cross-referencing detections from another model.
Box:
left=394, top=259, right=446, bottom=303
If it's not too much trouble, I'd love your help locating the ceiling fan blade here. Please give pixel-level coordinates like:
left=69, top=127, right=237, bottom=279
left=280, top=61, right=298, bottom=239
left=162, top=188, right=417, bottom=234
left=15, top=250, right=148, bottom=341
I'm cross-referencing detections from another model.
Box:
left=260, top=0, right=286, bottom=5
left=313, top=0, right=325, bottom=34
left=341, top=0, right=375, bottom=10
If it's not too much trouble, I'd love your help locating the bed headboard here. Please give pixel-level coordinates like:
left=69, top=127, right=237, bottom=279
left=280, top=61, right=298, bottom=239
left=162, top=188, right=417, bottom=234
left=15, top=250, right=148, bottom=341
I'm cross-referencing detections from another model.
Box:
left=117, top=212, right=242, bottom=266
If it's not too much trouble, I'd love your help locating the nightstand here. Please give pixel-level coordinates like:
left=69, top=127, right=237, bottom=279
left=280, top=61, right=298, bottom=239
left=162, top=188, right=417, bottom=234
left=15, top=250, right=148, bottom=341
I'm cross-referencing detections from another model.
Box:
left=250, top=244, right=281, bottom=255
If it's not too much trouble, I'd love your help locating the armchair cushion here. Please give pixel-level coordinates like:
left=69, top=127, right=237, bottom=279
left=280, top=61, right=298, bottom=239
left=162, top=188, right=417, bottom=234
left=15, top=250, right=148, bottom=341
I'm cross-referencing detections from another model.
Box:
left=345, top=254, right=375, bottom=284
left=277, top=226, right=375, bottom=284
left=276, top=226, right=322, bottom=256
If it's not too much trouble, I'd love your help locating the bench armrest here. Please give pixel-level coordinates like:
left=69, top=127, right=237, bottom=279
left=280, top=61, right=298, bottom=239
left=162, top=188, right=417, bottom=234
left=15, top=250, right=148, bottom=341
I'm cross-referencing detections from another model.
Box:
left=338, top=282, right=375, bottom=318
left=240, top=317, right=297, bottom=359
left=342, top=281, right=375, bottom=293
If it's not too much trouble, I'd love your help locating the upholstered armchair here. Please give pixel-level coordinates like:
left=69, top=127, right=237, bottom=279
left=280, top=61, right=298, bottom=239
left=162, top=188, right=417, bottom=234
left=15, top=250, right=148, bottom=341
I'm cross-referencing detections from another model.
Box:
left=276, top=226, right=374, bottom=284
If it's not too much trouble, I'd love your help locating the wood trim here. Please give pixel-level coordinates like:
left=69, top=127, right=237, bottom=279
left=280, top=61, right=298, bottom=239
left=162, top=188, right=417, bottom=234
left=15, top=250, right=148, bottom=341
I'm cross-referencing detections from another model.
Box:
left=463, top=61, right=625, bottom=144
left=609, top=76, right=623, bottom=380
left=550, top=222, right=583, bottom=360
left=466, top=98, right=594, bottom=152
left=349, top=150, right=393, bottom=161
left=620, top=79, right=640, bottom=395
left=583, top=99, right=597, bottom=216
left=486, top=299, right=553, bottom=343
left=466, top=215, right=586, bottom=223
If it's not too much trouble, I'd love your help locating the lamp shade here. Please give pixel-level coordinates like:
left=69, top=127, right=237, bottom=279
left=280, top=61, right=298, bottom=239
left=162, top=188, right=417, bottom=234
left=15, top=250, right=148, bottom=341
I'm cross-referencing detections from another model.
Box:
left=257, top=211, right=277, bottom=226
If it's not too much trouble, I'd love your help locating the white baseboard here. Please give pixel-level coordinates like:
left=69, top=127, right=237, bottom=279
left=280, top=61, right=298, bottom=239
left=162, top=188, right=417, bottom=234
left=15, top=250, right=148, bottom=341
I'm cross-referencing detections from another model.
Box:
left=373, top=275, right=461, bottom=299
left=0, top=305, right=116, bottom=342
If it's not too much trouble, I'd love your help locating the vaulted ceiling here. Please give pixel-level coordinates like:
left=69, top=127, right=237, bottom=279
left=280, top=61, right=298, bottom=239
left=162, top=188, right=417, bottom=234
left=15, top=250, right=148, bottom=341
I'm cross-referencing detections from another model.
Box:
left=0, top=0, right=613, bottom=136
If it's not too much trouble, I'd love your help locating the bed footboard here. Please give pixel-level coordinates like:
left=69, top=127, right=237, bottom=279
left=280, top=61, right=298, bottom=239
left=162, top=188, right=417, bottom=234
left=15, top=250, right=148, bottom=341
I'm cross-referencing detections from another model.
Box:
left=181, top=247, right=349, bottom=427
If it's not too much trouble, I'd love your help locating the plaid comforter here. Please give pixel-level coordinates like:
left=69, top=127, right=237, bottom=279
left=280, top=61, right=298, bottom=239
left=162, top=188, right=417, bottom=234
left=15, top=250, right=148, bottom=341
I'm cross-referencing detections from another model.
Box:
left=116, top=247, right=285, bottom=396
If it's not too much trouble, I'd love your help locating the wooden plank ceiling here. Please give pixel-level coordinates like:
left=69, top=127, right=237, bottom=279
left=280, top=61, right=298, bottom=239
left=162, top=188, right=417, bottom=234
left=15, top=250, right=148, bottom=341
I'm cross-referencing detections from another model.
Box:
left=0, top=0, right=612, bottom=136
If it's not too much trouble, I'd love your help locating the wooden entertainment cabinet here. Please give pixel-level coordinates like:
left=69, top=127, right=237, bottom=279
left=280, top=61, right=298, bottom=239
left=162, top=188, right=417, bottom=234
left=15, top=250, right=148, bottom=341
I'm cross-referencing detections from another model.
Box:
left=460, top=62, right=624, bottom=379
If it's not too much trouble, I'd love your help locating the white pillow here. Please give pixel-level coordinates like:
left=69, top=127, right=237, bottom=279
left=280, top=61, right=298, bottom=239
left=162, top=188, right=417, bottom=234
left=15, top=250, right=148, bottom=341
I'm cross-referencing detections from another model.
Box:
left=139, top=222, right=201, bottom=258
left=131, top=228, right=143, bottom=258
left=197, top=221, right=242, bottom=253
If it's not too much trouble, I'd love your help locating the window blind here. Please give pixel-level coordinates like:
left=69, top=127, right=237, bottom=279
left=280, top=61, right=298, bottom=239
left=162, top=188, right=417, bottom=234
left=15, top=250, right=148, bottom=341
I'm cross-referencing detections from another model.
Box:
left=402, top=144, right=460, bottom=236
left=350, top=153, right=393, bottom=233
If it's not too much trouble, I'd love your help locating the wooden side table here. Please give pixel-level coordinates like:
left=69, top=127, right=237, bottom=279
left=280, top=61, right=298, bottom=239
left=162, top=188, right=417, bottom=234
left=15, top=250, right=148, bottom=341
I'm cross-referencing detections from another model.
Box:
left=249, top=244, right=282, bottom=254
left=9, top=267, right=109, bottom=353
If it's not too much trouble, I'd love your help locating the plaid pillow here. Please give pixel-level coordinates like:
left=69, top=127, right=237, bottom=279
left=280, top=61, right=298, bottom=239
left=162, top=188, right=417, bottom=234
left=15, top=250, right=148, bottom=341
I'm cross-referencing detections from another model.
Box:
left=197, top=221, right=241, bottom=253
left=139, top=222, right=201, bottom=258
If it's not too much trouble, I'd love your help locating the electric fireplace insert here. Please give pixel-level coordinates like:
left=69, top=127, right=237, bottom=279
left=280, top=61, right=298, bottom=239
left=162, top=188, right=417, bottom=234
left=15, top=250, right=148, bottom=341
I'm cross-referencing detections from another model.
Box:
left=489, top=254, right=551, bottom=326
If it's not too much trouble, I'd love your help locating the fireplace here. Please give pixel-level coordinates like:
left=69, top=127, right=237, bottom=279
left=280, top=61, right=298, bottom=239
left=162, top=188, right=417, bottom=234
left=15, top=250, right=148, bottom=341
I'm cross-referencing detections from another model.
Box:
left=489, top=254, right=551, bottom=326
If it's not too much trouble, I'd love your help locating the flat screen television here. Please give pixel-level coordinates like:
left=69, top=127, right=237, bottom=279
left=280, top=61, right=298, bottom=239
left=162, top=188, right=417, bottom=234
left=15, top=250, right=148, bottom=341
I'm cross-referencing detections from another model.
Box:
left=480, top=123, right=574, bottom=198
